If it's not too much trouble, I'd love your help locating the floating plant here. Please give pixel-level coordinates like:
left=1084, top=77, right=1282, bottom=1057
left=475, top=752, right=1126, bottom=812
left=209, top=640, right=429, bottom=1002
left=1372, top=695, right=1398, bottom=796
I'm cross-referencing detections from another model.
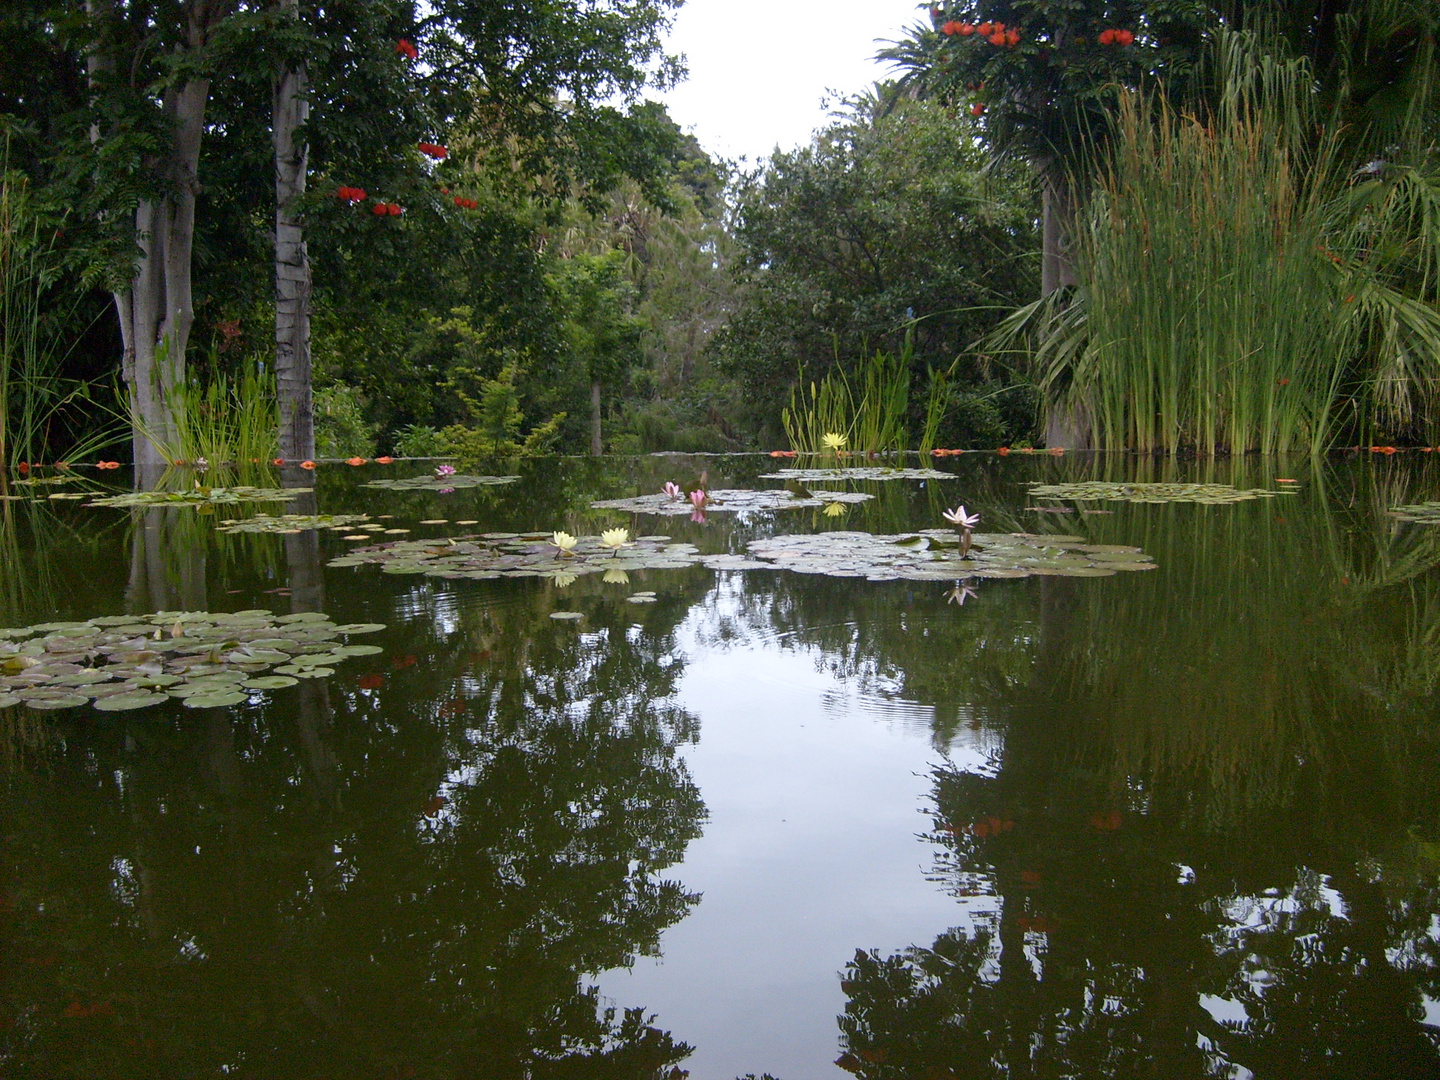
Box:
left=216, top=513, right=371, bottom=535
left=88, top=486, right=311, bottom=508
left=327, top=531, right=706, bottom=581
left=1025, top=482, right=1287, bottom=504
left=590, top=488, right=873, bottom=516
left=361, top=474, right=519, bottom=491
left=0, top=610, right=385, bottom=712
left=737, top=530, right=1157, bottom=582
left=762, top=467, right=956, bottom=482
left=1389, top=502, right=1440, bottom=524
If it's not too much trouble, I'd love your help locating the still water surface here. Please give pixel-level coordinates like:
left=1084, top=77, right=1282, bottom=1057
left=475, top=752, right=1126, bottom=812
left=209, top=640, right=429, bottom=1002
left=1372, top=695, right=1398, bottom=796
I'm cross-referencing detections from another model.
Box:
left=2, top=453, right=1439, bottom=1079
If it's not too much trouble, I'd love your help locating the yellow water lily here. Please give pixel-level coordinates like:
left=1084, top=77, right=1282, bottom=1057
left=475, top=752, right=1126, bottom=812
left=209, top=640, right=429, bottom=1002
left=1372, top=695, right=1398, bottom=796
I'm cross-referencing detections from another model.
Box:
left=821, top=432, right=847, bottom=452
left=552, top=571, right=579, bottom=588
left=603, top=568, right=631, bottom=585
left=551, top=530, right=578, bottom=555
left=822, top=501, right=847, bottom=517
left=599, top=527, right=630, bottom=549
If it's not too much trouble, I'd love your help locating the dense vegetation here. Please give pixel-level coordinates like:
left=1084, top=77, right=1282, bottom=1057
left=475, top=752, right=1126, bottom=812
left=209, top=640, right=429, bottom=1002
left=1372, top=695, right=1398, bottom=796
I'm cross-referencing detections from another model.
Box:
left=1, top=0, right=1438, bottom=464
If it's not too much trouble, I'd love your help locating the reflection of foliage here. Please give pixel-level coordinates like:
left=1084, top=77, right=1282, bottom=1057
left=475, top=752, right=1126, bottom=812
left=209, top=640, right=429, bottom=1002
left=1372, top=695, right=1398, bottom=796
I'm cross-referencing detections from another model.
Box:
left=0, top=559, right=706, bottom=1076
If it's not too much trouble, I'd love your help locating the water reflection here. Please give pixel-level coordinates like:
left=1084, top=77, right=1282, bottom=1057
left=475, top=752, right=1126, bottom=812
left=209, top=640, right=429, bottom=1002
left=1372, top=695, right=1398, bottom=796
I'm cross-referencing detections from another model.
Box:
left=0, top=556, right=707, bottom=1075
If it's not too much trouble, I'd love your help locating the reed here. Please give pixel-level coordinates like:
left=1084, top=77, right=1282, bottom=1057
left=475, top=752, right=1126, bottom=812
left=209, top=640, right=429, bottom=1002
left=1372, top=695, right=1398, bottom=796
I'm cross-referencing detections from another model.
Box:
left=132, top=363, right=279, bottom=468
left=782, top=340, right=915, bottom=456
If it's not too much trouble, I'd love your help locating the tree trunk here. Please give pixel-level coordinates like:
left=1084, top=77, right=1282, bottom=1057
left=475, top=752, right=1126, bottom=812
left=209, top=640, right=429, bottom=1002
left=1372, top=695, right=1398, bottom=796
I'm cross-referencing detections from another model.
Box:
left=1036, top=157, right=1088, bottom=449
left=590, top=379, right=603, bottom=456
left=274, top=0, right=314, bottom=462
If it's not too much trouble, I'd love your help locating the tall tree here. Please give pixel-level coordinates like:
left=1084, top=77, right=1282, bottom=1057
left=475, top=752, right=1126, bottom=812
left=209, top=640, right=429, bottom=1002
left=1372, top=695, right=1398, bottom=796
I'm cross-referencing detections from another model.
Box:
left=273, top=0, right=312, bottom=460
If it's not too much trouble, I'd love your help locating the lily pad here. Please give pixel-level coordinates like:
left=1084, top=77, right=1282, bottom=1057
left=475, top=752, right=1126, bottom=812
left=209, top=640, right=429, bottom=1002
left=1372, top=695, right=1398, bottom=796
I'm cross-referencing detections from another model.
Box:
left=23, top=694, right=90, bottom=710
left=361, top=474, right=520, bottom=491
left=1025, top=482, right=1279, bottom=504
left=182, top=690, right=250, bottom=709
left=331, top=532, right=706, bottom=581
left=761, top=467, right=957, bottom=482
left=216, top=513, right=371, bottom=534
left=0, top=692, right=21, bottom=708
left=727, top=530, right=1156, bottom=582
left=88, top=486, right=312, bottom=509
left=591, top=488, right=874, bottom=516
left=334, top=623, right=387, bottom=634
left=94, top=691, right=171, bottom=711
left=242, top=675, right=300, bottom=690
left=549, top=611, right=585, bottom=621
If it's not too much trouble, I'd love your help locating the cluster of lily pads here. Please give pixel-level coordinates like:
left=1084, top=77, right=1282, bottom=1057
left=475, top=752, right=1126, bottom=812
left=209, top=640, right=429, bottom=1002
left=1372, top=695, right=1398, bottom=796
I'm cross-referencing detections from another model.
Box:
left=590, top=487, right=873, bottom=516
left=88, top=486, right=310, bottom=508
left=1025, top=481, right=1289, bottom=504
left=762, top=467, right=956, bottom=482
left=216, top=513, right=371, bottom=535
left=328, top=530, right=703, bottom=581
left=0, top=610, right=385, bottom=712
left=361, top=474, right=519, bottom=492
left=1389, top=502, right=1440, bottom=524
left=740, top=530, right=1157, bottom=581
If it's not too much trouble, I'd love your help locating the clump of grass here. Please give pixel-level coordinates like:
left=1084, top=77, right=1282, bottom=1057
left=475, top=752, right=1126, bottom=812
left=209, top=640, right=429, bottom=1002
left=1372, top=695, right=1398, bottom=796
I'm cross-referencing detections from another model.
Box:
left=133, top=365, right=278, bottom=467
left=782, top=337, right=918, bottom=456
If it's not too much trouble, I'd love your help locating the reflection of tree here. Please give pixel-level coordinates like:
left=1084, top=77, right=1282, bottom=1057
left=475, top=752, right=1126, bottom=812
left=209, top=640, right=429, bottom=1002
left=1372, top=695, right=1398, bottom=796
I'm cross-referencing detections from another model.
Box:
left=0, top=558, right=706, bottom=1076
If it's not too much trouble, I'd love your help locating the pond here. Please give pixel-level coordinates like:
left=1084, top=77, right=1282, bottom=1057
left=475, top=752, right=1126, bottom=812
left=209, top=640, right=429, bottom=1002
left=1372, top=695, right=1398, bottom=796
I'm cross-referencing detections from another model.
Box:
left=2, top=452, right=1439, bottom=1079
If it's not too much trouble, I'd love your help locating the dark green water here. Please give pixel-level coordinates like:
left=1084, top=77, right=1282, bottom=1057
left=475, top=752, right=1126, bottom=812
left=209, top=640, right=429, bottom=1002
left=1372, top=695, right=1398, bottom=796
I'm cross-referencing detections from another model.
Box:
left=2, top=453, right=1439, bottom=1080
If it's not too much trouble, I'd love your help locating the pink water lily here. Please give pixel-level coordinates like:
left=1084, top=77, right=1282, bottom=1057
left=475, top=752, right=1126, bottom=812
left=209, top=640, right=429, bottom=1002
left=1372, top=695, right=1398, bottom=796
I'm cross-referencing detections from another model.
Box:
left=434, top=463, right=456, bottom=479
left=663, top=481, right=683, bottom=500
left=943, top=505, right=980, bottom=529
left=689, top=489, right=707, bottom=508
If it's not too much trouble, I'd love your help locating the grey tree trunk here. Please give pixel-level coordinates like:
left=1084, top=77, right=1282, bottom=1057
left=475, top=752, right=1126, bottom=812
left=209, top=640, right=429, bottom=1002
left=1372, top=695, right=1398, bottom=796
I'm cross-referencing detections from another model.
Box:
left=274, top=0, right=314, bottom=461
left=1036, top=158, right=1089, bottom=450
left=590, top=380, right=603, bottom=456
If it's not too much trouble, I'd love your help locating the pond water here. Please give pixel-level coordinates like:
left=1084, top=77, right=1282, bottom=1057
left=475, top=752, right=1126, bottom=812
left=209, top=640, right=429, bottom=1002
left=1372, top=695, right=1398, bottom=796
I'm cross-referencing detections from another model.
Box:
left=2, top=453, right=1440, bottom=1079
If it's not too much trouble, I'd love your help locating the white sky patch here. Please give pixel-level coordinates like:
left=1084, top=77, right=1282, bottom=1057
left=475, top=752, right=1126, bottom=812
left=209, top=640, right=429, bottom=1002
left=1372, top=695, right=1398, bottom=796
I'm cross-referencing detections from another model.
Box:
left=653, top=0, right=924, bottom=165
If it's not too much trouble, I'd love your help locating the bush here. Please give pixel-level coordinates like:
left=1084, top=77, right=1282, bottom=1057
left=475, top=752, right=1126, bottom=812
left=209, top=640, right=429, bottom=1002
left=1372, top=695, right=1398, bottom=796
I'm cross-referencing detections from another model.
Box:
left=313, top=383, right=378, bottom=458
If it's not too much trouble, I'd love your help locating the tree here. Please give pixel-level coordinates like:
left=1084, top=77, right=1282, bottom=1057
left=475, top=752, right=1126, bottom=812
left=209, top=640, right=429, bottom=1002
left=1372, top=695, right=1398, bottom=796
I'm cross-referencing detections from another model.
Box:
left=717, top=93, right=1038, bottom=447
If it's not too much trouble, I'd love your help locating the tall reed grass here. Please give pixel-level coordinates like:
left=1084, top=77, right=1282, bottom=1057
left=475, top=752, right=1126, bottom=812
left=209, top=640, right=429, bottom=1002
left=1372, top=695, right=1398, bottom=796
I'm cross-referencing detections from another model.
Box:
left=131, top=364, right=279, bottom=467
left=782, top=338, right=921, bottom=456
left=1002, top=32, right=1440, bottom=454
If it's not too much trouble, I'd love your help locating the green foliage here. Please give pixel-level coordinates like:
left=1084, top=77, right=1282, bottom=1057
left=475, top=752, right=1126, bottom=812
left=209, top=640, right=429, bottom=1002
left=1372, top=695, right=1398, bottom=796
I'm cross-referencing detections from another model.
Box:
left=783, top=343, right=914, bottom=457
left=393, top=425, right=445, bottom=458
left=437, top=362, right=566, bottom=461
left=313, top=382, right=378, bottom=458
left=719, top=94, right=1038, bottom=446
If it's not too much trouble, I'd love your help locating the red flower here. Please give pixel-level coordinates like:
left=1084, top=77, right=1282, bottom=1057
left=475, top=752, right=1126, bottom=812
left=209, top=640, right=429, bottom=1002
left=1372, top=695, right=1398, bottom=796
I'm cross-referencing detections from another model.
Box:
left=358, top=673, right=385, bottom=690
left=375, top=455, right=394, bottom=464
left=996, top=445, right=1010, bottom=455
left=386, top=203, right=402, bottom=216
left=1116, top=28, right=1135, bottom=45
left=941, top=20, right=959, bottom=35
left=17, top=462, right=29, bottom=473
left=958, top=22, right=974, bottom=35
left=1098, top=28, right=1117, bottom=45
left=976, top=21, right=992, bottom=35
left=300, top=460, right=317, bottom=469
left=988, top=31, right=1006, bottom=45
left=971, top=101, right=986, bottom=116
left=395, top=38, right=417, bottom=59
left=372, top=202, right=388, bottom=215
left=418, top=142, right=448, bottom=159
left=440, top=186, right=450, bottom=194
left=1005, top=29, right=1020, bottom=46
left=272, top=457, right=285, bottom=465
left=346, top=456, right=366, bottom=466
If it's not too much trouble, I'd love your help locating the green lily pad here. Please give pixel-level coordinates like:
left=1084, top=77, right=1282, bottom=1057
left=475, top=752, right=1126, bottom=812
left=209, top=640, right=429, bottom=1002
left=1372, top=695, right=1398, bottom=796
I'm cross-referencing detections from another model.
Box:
left=24, top=694, right=90, bottom=710
left=334, top=644, right=384, bottom=657
left=88, top=486, right=311, bottom=509
left=242, top=675, right=300, bottom=690
left=334, top=623, right=387, bottom=634
left=591, top=488, right=874, bottom=516
left=1026, top=481, right=1279, bottom=504
left=762, top=467, right=956, bottom=481
left=182, top=690, right=250, bottom=709
left=94, top=691, right=171, bottom=711
left=549, top=611, right=585, bottom=621
left=289, top=667, right=335, bottom=679
left=0, top=693, right=21, bottom=708
left=216, top=513, right=371, bottom=534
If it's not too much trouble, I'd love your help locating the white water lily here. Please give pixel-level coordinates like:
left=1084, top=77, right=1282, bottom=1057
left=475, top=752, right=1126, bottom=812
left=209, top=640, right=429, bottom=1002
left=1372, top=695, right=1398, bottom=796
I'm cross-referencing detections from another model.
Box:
left=603, top=568, right=631, bottom=585
left=946, top=582, right=979, bottom=606
left=599, top=527, right=630, bottom=549
left=551, top=530, right=578, bottom=555
left=942, top=505, right=980, bottom=530
left=552, top=571, right=579, bottom=588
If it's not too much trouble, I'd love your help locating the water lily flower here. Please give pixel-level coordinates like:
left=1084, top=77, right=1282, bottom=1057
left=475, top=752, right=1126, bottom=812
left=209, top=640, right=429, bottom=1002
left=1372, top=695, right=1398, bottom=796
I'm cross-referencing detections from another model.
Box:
left=822, top=501, right=847, bottom=517
left=553, top=570, right=578, bottom=588
left=662, top=481, right=683, bottom=500
left=300, top=460, right=317, bottom=470
left=943, top=505, right=980, bottom=529
left=194, top=457, right=209, bottom=471
left=603, top=568, right=631, bottom=585
left=347, top=456, right=366, bottom=466
left=690, top=509, right=707, bottom=525
left=946, top=582, right=979, bottom=606
left=434, top=463, right=456, bottom=479
left=551, top=531, right=578, bottom=555
left=600, top=527, right=630, bottom=549
left=690, top=488, right=707, bottom=508
left=821, top=432, right=847, bottom=452
left=375, top=456, right=394, bottom=464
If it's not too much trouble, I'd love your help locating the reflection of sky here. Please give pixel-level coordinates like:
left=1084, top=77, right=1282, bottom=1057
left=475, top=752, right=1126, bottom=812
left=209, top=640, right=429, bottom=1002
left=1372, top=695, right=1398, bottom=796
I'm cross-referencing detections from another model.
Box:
left=598, top=579, right=989, bottom=1080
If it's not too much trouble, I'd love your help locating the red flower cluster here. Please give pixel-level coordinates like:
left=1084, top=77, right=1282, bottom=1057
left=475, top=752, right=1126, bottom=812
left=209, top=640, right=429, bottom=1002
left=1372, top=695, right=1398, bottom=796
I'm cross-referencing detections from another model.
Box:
left=335, top=186, right=367, bottom=203
left=971, top=102, right=986, bottom=116
left=945, top=20, right=1019, bottom=45
left=372, top=201, right=403, bottom=216
left=395, top=38, right=417, bottom=59
left=930, top=448, right=966, bottom=456
left=418, top=142, right=447, bottom=159
left=940, top=20, right=969, bottom=35
left=1098, top=28, right=1136, bottom=45
left=452, top=195, right=478, bottom=209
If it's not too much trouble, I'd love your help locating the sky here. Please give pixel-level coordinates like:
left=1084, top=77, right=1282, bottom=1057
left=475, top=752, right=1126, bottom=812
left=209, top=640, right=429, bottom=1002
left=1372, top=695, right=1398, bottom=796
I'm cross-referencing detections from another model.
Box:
left=651, top=0, right=925, bottom=166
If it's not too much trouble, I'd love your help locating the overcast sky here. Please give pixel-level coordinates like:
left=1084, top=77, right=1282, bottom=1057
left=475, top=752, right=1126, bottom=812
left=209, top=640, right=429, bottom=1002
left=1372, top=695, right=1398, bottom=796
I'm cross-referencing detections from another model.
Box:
left=651, top=0, right=925, bottom=167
